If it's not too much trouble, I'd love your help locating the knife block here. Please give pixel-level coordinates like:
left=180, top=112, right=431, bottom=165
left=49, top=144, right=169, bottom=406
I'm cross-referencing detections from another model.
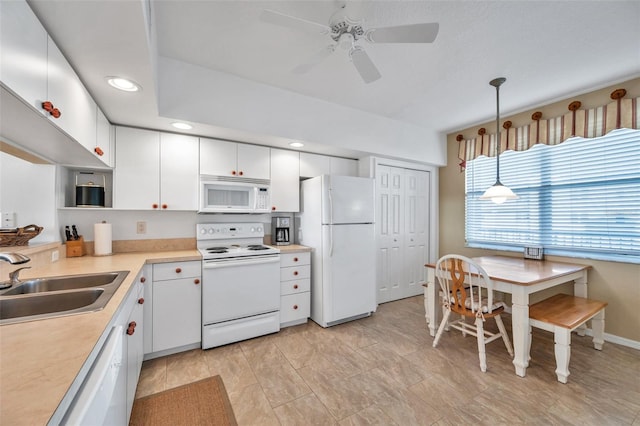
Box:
left=66, top=236, right=85, bottom=257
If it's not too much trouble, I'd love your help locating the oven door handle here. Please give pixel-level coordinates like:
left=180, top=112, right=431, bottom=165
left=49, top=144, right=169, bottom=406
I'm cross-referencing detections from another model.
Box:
left=203, top=257, right=280, bottom=269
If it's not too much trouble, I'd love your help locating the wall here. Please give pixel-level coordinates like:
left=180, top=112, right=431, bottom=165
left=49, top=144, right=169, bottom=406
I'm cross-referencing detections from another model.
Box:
left=0, top=152, right=57, bottom=243
left=440, top=78, right=640, bottom=344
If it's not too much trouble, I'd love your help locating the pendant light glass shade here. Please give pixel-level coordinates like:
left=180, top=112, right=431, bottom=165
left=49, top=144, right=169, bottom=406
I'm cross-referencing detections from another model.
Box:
left=480, top=77, right=518, bottom=204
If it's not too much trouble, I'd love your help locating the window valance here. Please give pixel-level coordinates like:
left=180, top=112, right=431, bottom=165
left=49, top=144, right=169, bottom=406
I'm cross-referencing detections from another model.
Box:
left=457, top=88, right=639, bottom=171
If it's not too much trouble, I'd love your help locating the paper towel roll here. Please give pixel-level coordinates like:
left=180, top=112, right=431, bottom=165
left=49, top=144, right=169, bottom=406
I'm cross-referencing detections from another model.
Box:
left=94, top=222, right=112, bottom=256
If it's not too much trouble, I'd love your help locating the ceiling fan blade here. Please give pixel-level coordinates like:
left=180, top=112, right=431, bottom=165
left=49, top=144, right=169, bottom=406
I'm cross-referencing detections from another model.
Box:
left=260, top=9, right=330, bottom=35
left=292, top=45, right=335, bottom=74
left=349, top=47, right=381, bottom=83
left=366, top=22, right=439, bottom=43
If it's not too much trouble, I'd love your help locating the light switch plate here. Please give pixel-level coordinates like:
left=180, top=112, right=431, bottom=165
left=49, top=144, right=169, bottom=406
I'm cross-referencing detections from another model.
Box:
left=2, top=212, right=16, bottom=228
left=524, top=246, right=544, bottom=260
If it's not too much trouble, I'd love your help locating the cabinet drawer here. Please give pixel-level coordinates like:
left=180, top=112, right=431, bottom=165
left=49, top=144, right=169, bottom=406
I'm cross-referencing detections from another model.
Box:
left=280, top=293, right=310, bottom=323
left=280, top=265, right=310, bottom=281
left=280, top=278, right=310, bottom=296
left=153, top=261, right=201, bottom=281
left=280, top=252, right=310, bottom=267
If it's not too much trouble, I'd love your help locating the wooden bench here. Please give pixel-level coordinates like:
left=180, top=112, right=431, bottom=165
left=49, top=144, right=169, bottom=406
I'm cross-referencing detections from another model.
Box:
left=528, top=293, right=607, bottom=383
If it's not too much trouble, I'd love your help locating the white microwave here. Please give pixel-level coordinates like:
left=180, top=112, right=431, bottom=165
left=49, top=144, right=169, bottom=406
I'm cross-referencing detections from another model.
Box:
left=199, top=177, right=270, bottom=213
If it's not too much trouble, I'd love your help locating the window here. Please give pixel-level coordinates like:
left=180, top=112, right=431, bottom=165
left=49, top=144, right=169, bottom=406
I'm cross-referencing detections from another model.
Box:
left=465, top=128, right=640, bottom=263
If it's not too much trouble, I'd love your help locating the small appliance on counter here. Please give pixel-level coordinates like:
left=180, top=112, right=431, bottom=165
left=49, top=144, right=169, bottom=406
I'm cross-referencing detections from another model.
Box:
left=75, top=172, right=106, bottom=208
left=272, top=217, right=291, bottom=246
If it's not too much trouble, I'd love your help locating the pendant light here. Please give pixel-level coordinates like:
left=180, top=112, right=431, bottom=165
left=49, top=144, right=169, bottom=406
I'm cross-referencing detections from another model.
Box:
left=480, top=77, right=518, bottom=204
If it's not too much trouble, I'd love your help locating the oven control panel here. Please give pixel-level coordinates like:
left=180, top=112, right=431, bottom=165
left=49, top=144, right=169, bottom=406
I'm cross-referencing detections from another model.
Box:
left=197, top=223, right=264, bottom=239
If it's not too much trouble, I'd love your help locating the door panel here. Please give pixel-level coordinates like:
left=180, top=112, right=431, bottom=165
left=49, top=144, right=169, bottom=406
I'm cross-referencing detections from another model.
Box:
left=322, top=224, right=376, bottom=322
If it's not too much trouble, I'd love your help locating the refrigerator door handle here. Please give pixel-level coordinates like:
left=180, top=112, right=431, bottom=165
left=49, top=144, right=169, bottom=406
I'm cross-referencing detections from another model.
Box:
left=328, top=189, right=334, bottom=256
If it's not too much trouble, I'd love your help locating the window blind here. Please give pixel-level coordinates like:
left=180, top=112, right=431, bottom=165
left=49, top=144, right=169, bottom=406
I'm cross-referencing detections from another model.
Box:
left=465, top=128, right=640, bottom=263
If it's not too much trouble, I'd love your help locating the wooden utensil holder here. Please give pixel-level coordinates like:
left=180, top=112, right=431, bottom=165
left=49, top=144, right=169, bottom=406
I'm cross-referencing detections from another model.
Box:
left=66, top=236, right=85, bottom=257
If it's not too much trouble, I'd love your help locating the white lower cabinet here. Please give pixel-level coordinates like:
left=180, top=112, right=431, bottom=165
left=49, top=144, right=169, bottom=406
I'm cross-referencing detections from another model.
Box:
left=152, top=261, right=201, bottom=353
left=279, top=251, right=311, bottom=327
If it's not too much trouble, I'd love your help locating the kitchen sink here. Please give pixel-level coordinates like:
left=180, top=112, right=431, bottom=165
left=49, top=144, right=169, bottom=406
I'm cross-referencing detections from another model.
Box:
left=0, top=271, right=129, bottom=325
left=2, top=272, right=123, bottom=295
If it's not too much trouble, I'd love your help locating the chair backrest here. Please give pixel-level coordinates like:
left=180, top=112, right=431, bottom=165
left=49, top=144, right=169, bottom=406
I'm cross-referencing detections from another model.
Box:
left=435, top=254, right=496, bottom=316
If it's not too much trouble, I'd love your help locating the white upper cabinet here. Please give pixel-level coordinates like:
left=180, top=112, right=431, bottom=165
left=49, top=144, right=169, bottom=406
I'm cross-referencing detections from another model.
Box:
left=114, top=127, right=199, bottom=210
left=114, top=127, right=160, bottom=210
left=300, top=152, right=358, bottom=178
left=300, top=153, right=330, bottom=178
left=0, top=0, right=48, bottom=114
left=200, top=138, right=270, bottom=180
left=270, top=149, right=300, bottom=212
left=330, top=157, right=358, bottom=177
left=47, top=38, right=97, bottom=152
left=95, top=108, right=113, bottom=167
left=0, top=0, right=110, bottom=167
left=160, top=133, right=199, bottom=210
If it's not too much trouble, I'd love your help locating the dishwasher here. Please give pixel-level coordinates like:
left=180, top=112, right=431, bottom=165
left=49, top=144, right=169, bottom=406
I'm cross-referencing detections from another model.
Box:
left=62, top=325, right=125, bottom=425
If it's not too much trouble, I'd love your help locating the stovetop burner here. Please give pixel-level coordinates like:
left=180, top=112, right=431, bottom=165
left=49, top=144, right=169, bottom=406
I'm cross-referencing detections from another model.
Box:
left=248, top=245, right=269, bottom=251
left=206, top=246, right=229, bottom=251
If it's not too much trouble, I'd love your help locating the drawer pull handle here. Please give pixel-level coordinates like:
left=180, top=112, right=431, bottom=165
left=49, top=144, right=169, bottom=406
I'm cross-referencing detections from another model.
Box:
left=175, top=267, right=182, bottom=273
left=293, top=284, right=298, bottom=289
left=138, top=298, right=144, bottom=304
left=140, top=277, right=146, bottom=283
left=126, top=321, right=137, bottom=335
left=194, top=278, right=200, bottom=285
left=293, top=271, right=298, bottom=276
left=293, top=257, right=298, bottom=262
left=293, top=305, right=298, bottom=310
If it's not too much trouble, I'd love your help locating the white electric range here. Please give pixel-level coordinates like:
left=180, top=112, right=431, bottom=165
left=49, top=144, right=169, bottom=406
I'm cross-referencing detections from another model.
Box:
left=197, top=223, right=281, bottom=349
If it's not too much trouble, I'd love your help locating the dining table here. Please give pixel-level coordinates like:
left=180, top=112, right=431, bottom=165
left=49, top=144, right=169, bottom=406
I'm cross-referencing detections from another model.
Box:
left=423, top=255, right=591, bottom=377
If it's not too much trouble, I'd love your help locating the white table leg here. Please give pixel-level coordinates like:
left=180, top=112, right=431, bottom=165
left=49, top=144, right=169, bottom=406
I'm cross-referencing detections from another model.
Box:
left=554, top=327, right=571, bottom=383
left=511, top=287, right=530, bottom=377
left=425, top=269, right=438, bottom=337
left=591, top=309, right=605, bottom=350
left=573, top=271, right=588, bottom=336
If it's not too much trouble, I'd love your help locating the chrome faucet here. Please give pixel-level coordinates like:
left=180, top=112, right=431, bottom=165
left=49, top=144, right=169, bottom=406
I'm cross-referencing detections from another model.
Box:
left=0, top=253, right=31, bottom=290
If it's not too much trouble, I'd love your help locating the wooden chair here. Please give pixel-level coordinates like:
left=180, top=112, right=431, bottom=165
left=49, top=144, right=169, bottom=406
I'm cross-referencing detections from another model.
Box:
left=528, top=293, right=607, bottom=383
left=432, top=254, right=514, bottom=372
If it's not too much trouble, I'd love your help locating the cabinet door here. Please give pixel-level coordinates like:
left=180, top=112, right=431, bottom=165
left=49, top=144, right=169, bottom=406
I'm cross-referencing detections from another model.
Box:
left=114, top=127, right=160, bottom=209
left=142, top=267, right=153, bottom=355
left=0, top=0, right=48, bottom=113
left=126, top=284, right=144, bottom=421
left=160, top=133, right=199, bottom=210
left=330, top=157, right=358, bottom=177
left=199, top=138, right=237, bottom=176
left=237, top=144, right=270, bottom=179
left=95, top=108, right=113, bottom=167
left=152, top=277, right=201, bottom=352
left=300, top=153, right=330, bottom=178
left=47, top=37, right=97, bottom=151
left=270, top=148, right=299, bottom=212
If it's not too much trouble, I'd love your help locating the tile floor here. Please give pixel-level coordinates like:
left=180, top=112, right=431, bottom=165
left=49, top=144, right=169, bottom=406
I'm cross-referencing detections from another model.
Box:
left=135, top=296, right=640, bottom=425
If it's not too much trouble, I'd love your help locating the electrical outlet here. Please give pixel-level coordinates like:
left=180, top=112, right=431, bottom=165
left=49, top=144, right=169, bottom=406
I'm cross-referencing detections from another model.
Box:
left=2, top=212, right=16, bottom=228
left=136, top=221, right=147, bottom=234
left=51, top=250, right=59, bottom=262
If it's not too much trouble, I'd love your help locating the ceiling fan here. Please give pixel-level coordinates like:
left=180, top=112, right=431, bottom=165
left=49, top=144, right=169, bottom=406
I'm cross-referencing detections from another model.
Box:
left=260, top=3, right=439, bottom=84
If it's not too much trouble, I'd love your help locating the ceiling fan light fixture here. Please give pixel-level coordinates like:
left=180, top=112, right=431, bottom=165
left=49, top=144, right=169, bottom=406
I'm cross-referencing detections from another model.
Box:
left=482, top=77, right=518, bottom=204
left=106, top=77, right=141, bottom=92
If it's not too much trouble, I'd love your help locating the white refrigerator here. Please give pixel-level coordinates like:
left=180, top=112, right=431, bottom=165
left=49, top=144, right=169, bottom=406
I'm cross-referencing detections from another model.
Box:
left=297, top=175, right=376, bottom=327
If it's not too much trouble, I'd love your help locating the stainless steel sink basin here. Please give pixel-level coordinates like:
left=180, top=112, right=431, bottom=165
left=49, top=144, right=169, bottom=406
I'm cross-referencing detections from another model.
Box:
left=0, top=271, right=129, bottom=325
left=2, top=272, right=123, bottom=295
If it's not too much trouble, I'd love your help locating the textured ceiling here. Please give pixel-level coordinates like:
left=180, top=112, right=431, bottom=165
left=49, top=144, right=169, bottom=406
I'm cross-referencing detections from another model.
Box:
left=27, top=0, right=640, bottom=161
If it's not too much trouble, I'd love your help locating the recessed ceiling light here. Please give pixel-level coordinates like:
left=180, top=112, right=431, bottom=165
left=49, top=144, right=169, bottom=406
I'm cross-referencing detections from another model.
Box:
left=171, top=122, right=193, bottom=130
left=289, top=142, right=304, bottom=148
left=106, top=77, right=141, bottom=92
